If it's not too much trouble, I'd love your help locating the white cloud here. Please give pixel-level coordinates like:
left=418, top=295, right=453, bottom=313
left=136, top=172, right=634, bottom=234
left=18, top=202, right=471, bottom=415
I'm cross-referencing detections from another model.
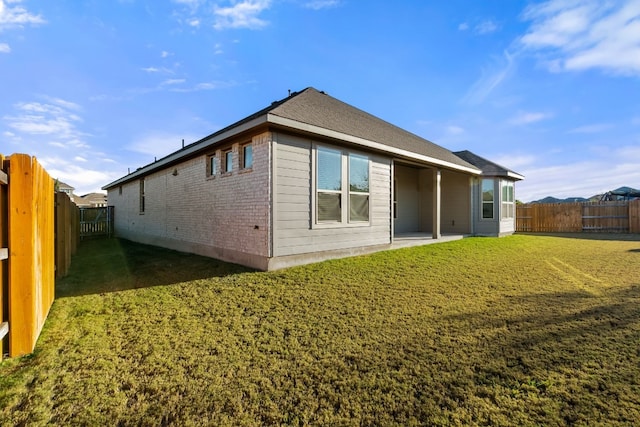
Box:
left=3, top=99, right=89, bottom=145
left=169, top=80, right=235, bottom=92
left=161, top=78, right=186, bottom=85
left=568, top=123, right=612, bottom=133
left=515, top=144, right=640, bottom=202
left=304, top=0, right=339, bottom=10
left=458, top=22, right=469, bottom=31
left=188, top=18, right=200, bottom=27
left=462, top=50, right=516, bottom=104
left=476, top=20, right=498, bottom=34
left=519, top=160, right=640, bottom=201
left=129, top=132, right=201, bottom=158
left=161, top=50, right=172, bottom=58
left=491, top=154, right=536, bottom=170
left=447, top=125, right=465, bottom=135
left=213, top=0, right=271, bottom=30
left=509, top=111, right=553, bottom=125
left=0, top=0, right=45, bottom=30
left=520, top=0, right=640, bottom=76
left=38, top=156, right=120, bottom=195
left=74, top=156, right=87, bottom=162
left=0, top=42, right=9, bottom=52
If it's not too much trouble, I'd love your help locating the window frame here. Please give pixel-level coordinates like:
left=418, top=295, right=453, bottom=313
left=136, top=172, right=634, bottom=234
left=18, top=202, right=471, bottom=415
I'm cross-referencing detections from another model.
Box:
left=501, top=180, right=515, bottom=220
left=481, top=178, right=494, bottom=220
left=207, top=153, right=218, bottom=178
left=313, top=144, right=371, bottom=228
left=240, top=143, right=253, bottom=170
left=139, top=178, right=145, bottom=214
left=223, top=149, right=233, bottom=174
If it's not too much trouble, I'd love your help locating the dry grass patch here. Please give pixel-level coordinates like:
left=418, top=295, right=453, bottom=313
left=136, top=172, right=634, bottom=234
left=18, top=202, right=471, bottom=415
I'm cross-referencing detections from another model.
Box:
left=1, top=234, right=640, bottom=425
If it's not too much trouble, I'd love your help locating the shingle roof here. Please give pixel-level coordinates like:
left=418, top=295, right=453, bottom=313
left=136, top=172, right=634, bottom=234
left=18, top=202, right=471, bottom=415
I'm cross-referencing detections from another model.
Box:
left=104, top=87, right=480, bottom=189
left=269, top=88, right=478, bottom=171
left=453, top=150, right=524, bottom=180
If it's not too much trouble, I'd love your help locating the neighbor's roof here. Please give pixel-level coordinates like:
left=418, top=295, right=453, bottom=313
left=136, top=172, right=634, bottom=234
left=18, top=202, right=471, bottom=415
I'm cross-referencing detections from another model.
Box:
left=104, top=87, right=480, bottom=189
left=453, top=150, right=524, bottom=181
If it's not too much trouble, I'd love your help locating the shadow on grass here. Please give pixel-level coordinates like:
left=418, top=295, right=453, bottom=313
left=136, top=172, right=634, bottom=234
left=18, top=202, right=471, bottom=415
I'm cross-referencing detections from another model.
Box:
left=56, top=238, right=253, bottom=298
left=411, top=286, right=640, bottom=423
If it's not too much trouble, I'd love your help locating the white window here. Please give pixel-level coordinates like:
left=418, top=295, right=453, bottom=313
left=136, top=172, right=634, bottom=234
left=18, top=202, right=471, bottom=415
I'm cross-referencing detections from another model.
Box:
left=315, top=146, right=370, bottom=225
left=207, top=154, right=217, bottom=177
left=224, top=150, right=233, bottom=173
left=482, top=179, right=494, bottom=219
left=501, top=180, right=515, bottom=219
left=241, top=143, right=253, bottom=169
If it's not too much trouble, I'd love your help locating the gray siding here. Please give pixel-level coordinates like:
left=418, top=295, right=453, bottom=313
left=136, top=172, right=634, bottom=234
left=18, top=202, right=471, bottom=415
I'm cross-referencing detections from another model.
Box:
left=273, top=133, right=391, bottom=257
left=440, top=170, right=471, bottom=234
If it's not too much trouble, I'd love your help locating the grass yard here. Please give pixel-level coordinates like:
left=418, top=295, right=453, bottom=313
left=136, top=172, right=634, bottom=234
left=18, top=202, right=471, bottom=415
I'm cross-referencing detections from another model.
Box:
left=1, top=234, right=640, bottom=426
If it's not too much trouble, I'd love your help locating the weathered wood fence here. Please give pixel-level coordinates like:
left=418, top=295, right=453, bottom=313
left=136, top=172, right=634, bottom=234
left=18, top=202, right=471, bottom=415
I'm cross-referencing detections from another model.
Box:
left=516, top=200, right=640, bottom=233
left=56, top=192, right=80, bottom=278
left=1, top=154, right=80, bottom=358
left=80, top=206, right=113, bottom=240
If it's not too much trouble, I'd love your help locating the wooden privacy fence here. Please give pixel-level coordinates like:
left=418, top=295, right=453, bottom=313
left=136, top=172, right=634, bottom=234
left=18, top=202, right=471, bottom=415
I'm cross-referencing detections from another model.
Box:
left=0, top=154, right=80, bottom=358
left=80, top=206, right=113, bottom=240
left=56, top=192, right=80, bottom=278
left=516, top=200, right=640, bottom=233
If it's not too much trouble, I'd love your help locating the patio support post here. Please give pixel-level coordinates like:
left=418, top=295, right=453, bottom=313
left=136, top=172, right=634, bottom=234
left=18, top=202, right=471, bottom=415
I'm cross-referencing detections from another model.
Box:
left=432, top=168, right=441, bottom=239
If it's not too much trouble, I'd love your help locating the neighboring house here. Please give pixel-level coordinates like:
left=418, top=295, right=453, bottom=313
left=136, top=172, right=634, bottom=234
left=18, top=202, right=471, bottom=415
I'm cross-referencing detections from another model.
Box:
left=75, top=192, right=108, bottom=208
left=56, top=180, right=75, bottom=197
left=453, top=150, right=524, bottom=237
left=103, top=87, right=523, bottom=270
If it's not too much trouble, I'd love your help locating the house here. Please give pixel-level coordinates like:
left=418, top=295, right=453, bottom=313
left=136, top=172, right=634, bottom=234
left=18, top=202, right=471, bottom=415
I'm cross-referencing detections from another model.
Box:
left=103, top=87, right=523, bottom=270
left=75, top=192, right=108, bottom=208
left=453, top=150, right=524, bottom=237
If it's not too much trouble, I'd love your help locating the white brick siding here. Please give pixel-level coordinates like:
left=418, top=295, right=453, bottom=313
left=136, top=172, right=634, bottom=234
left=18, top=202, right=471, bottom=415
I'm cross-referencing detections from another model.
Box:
left=107, top=132, right=271, bottom=269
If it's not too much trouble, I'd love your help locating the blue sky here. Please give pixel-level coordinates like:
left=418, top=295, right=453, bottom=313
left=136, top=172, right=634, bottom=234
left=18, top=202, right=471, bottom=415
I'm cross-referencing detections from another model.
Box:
left=1, top=0, right=639, bottom=202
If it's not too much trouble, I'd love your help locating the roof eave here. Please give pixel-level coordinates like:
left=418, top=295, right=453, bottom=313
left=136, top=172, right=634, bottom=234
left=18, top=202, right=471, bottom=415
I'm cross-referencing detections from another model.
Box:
left=268, top=114, right=482, bottom=175
left=507, top=171, right=525, bottom=181
left=103, top=114, right=269, bottom=190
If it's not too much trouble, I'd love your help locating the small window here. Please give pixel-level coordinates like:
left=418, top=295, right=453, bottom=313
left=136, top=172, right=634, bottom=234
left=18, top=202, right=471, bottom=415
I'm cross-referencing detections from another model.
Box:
left=482, top=179, right=493, bottom=219
left=139, top=179, right=145, bottom=214
left=118, top=186, right=122, bottom=195
left=224, top=150, right=233, bottom=173
left=501, top=181, right=515, bottom=219
left=208, top=154, right=218, bottom=177
left=241, top=143, right=253, bottom=169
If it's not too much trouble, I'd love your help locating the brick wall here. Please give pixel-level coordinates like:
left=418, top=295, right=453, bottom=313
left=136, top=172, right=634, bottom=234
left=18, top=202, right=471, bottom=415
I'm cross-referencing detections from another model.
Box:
left=108, top=132, right=271, bottom=266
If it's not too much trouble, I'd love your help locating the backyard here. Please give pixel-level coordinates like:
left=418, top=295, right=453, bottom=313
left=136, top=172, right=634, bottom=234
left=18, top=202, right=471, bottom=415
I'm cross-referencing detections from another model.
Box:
left=1, top=234, right=639, bottom=426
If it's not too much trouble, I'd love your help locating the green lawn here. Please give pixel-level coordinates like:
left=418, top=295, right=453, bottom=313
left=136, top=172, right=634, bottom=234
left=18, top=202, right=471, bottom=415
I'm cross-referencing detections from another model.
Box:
left=2, top=234, right=640, bottom=426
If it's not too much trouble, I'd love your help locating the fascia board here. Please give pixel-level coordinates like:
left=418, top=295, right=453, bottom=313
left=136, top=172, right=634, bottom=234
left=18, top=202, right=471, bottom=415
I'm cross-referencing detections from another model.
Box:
left=268, top=114, right=482, bottom=175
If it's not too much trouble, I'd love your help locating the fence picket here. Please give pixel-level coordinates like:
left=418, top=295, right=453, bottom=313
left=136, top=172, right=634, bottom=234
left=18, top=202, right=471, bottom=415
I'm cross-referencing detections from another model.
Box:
left=0, top=153, right=79, bottom=358
left=517, top=200, right=640, bottom=234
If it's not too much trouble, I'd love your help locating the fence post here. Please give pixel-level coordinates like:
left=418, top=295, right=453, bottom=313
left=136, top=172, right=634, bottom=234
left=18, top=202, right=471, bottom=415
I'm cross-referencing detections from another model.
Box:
left=630, top=200, right=640, bottom=234
left=0, top=155, right=9, bottom=354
